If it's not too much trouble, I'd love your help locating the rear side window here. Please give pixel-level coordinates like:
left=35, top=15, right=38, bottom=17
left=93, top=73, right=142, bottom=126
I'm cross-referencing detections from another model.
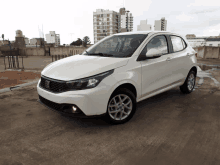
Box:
left=170, top=36, right=186, bottom=52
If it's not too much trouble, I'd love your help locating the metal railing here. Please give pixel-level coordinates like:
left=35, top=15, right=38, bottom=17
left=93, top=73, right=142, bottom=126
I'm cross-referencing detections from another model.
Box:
left=1, top=50, right=25, bottom=70
left=3, top=55, right=24, bottom=70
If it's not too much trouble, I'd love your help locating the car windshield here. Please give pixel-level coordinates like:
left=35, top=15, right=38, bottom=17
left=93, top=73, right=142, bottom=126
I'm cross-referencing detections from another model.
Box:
left=82, top=34, right=148, bottom=58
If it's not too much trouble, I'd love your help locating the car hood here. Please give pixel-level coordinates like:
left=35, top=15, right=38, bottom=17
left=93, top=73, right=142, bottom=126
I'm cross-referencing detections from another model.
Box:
left=41, top=55, right=129, bottom=81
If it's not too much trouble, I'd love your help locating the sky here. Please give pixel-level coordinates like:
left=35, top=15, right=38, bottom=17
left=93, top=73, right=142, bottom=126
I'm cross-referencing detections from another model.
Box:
left=1, top=0, right=220, bottom=45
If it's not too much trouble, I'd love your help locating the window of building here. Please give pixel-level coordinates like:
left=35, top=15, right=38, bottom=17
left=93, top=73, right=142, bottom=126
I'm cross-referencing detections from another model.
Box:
left=170, top=36, right=185, bottom=52
left=209, top=44, right=212, bottom=46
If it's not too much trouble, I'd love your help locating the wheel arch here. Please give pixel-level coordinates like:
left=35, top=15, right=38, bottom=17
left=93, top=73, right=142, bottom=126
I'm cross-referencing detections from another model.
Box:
left=110, top=83, right=137, bottom=99
left=190, top=66, right=197, bottom=76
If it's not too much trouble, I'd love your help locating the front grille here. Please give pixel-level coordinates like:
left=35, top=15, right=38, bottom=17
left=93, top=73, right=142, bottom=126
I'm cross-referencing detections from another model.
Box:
left=40, top=76, right=69, bottom=93
left=39, top=95, right=63, bottom=111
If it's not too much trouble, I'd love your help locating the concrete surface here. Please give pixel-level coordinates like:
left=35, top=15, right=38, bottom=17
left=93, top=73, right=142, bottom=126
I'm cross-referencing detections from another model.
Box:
left=1, top=61, right=220, bottom=165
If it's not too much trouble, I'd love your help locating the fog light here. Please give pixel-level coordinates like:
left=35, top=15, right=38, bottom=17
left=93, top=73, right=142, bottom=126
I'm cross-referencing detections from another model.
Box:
left=72, top=106, right=77, bottom=112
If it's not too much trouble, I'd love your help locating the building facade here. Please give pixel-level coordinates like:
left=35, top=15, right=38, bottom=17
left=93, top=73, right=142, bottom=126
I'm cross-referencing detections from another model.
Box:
left=93, top=9, right=121, bottom=44
left=154, top=17, right=167, bottom=31
left=186, top=36, right=220, bottom=47
left=186, top=34, right=196, bottom=39
left=24, top=37, right=29, bottom=45
left=186, top=37, right=207, bottom=47
left=46, top=31, right=60, bottom=46
left=119, top=8, right=133, bottom=32
left=137, top=20, right=151, bottom=31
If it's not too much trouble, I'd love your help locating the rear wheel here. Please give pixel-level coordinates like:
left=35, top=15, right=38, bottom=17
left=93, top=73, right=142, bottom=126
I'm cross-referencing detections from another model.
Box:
left=180, top=70, right=196, bottom=94
left=104, top=88, right=136, bottom=125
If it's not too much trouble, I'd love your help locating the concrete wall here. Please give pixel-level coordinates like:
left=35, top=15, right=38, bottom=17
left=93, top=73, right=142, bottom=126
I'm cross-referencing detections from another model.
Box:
left=23, top=48, right=45, bottom=56
left=197, top=47, right=205, bottom=58
left=49, top=46, right=89, bottom=56
left=193, top=46, right=220, bottom=59
left=211, top=47, right=219, bottom=58
left=12, top=46, right=91, bottom=56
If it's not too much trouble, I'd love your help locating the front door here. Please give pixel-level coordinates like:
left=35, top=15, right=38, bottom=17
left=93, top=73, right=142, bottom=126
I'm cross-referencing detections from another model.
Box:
left=139, top=35, right=174, bottom=98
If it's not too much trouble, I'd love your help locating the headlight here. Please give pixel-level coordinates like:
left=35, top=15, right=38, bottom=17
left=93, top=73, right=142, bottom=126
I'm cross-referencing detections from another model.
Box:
left=66, top=69, right=114, bottom=90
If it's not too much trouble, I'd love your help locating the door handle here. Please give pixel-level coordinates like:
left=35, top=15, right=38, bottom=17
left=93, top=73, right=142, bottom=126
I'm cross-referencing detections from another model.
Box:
left=166, top=57, right=171, bottom=61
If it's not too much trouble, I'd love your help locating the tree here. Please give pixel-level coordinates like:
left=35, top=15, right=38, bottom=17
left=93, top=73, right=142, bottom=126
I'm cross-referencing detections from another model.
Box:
left=2, top=34, right=4, bottom=41
left=82, top=36, right=91, bottom=47
left=70, top=38, right=82, bottom=46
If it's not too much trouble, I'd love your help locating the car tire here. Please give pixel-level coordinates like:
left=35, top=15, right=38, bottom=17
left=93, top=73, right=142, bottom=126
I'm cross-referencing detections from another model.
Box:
left=104, top=88, right=137, bottom=125
left=180, top=70, right=196, bottom=94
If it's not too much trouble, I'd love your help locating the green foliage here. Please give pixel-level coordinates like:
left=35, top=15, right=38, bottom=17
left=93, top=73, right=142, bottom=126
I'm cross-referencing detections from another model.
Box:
left=82, top=36, right=91, bottom=47
left=70, top=38, right=83, bottom=46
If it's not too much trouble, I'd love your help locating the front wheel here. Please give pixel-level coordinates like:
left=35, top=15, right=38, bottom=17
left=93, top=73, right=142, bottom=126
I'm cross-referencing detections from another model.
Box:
left=104, top=88, right=137, bottom=125
left=180, top=70, right=196, bottom=94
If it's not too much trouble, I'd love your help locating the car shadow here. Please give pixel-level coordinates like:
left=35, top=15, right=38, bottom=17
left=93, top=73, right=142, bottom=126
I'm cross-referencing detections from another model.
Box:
left=50, top=87, right=192, bottom=127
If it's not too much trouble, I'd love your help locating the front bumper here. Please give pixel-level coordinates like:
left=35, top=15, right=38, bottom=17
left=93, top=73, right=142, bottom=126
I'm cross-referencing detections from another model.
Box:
left=37, top=95, right=105, bottom=118
left=37, top=75, right=116, bottom=116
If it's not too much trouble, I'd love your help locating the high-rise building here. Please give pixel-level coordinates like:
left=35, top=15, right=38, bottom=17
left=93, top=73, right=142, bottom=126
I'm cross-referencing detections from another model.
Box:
left=46, top=31, right=60, bottom=46
left=93, top=9, right=121, bottom=44
left=154, top=17, right=167, bottom=31
left=137, top=20, right=151, bottom=31
left=119, top=8, right=133, bottom=32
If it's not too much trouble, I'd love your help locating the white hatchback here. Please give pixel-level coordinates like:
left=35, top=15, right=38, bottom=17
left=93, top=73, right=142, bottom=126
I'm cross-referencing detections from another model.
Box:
left=37, top=31, right=197, bottom=124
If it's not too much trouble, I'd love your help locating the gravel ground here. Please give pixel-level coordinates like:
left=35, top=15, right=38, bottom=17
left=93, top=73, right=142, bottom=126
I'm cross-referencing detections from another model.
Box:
left=0, top=57, right=220, bottom=164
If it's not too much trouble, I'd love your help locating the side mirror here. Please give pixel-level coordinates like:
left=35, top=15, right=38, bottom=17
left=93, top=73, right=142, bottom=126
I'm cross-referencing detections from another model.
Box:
left=146, top=48, right=161, bottom=59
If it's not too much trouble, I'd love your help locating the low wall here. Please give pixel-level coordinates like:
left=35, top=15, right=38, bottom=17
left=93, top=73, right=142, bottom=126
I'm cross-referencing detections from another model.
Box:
left=193, top=46, right=220, bottom=59
left=17, top=46, right=91, bottom=56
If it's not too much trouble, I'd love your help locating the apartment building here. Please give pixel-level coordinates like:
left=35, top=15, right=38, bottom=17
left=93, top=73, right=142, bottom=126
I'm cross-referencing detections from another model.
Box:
left=154, top=17, right=167, bottom=31
left=137, top=20, right=151, bottom=31
left=119, top=8, right=133, bottom=32
left=93, top=9, right=121, bottom=44
left=46, top=31, right=60, bottom=46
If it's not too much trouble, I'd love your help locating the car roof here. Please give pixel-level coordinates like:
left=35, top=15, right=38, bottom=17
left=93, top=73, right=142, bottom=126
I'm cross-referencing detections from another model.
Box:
left=113, top=31, right=180, bottom=36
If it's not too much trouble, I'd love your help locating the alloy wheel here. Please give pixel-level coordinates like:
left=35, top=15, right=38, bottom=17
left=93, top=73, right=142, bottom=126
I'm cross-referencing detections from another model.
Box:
left=187, top=73, right=195, bottom=91
left=108, top=94, right=133, bottom=121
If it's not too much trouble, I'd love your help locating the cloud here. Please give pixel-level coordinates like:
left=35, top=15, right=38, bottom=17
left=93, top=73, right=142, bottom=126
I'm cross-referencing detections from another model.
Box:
left=190, top=8, right=220, bottom=14
left=201, top=24, right=220, bottom=36
left=187, top=0, right=220, bottom=7
left=175, top=13, right=194, bottom=22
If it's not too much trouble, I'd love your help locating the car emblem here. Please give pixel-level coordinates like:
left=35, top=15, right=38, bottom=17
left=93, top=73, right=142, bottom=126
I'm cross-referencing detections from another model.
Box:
left=45, top=80, right=50, bottom=89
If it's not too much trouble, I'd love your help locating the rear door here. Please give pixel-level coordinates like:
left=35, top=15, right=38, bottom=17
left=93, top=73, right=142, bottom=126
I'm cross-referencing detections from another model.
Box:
left=167, top=35, right=191, bottom=82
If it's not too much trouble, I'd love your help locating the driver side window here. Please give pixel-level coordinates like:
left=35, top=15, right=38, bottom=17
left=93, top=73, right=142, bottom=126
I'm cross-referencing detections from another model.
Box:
left=141, top=35, right=168, bottom=57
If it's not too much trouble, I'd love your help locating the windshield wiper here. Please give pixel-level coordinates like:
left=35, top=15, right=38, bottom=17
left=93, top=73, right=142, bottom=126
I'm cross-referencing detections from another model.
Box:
left=85, top=51, right=90, bottom=55
left=90, top=53, right=113, bottom=57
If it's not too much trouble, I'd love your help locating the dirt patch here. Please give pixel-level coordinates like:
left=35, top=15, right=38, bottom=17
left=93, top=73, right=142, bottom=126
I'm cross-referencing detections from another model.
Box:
left=0, top=71, right=41, bottom=89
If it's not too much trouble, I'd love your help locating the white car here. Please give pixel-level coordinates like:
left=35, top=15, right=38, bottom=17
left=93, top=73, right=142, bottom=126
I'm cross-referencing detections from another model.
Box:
left=37, top=31, right=197, bottom=124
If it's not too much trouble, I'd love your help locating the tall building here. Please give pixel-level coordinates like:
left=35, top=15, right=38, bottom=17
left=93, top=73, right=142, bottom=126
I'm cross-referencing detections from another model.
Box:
left=46, top=31, right=60, bottom=46
left=137, top=20, right=151, bottom=31
left=119, top=8, right=133, bottom=32
left=154, top=17, right=167, bottom=31
left=93, top=9, right=121, bottom=44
